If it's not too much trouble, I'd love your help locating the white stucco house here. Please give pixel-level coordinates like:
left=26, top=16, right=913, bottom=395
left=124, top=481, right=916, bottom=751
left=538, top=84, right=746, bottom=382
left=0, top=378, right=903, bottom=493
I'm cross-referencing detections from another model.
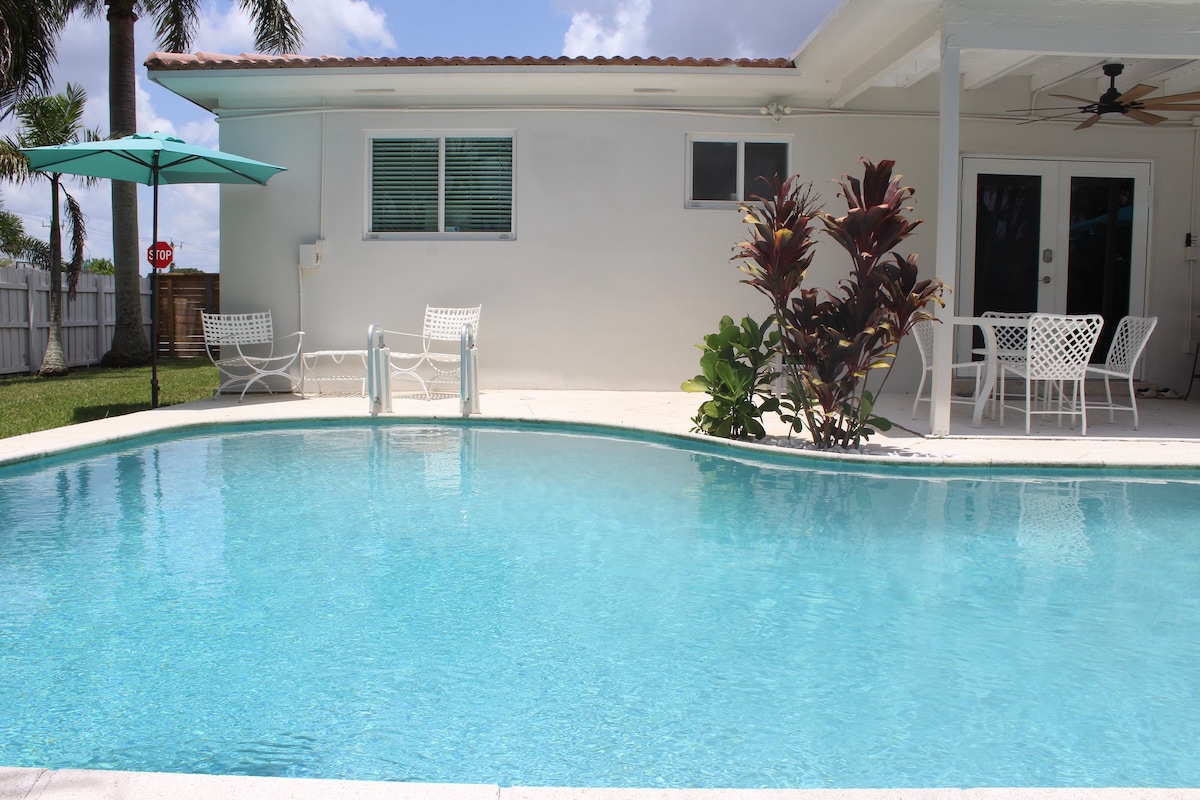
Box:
left=147, top=0, right=1200, bottom=434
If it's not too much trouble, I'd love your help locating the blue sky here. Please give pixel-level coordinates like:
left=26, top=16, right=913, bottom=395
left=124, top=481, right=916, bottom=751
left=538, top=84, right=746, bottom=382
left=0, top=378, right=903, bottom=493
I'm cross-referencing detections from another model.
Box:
left=3, top=0, right=836, bottom=272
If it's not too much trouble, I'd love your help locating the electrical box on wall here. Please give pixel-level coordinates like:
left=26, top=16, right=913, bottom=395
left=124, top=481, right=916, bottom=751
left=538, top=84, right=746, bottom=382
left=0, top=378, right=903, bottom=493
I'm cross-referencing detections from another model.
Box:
left=299, top=240, right=324, bottom=269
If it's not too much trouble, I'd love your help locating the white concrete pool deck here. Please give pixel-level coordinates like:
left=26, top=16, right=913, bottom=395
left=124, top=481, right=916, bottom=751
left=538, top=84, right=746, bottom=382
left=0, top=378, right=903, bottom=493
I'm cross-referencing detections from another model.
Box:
left=2, top=388, right=1199, bottom=469
left=2, top=389, right=1199, bottom=800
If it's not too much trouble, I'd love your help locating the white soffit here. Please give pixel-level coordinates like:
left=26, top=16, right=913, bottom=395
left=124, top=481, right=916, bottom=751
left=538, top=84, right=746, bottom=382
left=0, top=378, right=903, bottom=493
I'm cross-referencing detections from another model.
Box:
left=790, top=0, right=1200, bottom=110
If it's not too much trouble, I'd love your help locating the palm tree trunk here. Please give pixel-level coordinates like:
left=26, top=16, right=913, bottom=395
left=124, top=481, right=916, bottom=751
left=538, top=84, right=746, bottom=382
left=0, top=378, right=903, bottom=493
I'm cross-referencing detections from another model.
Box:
left=40, top=176, right=69, bottom=376
left=100, top=0, right=150, bottom=366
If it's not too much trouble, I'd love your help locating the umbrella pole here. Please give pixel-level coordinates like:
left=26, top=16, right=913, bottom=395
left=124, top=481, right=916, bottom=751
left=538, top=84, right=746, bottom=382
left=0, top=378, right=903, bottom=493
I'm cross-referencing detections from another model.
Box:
left=150, top=165, right=160, bottom=409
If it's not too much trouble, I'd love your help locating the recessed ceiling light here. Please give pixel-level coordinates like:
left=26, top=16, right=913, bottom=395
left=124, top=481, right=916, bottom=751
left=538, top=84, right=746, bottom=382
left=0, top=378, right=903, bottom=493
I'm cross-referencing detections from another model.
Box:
left=633, top=87, right=675, bottom=93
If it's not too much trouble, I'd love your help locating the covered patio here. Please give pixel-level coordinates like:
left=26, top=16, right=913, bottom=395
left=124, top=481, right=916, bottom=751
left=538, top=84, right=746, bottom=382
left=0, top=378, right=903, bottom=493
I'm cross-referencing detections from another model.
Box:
left=792, top=0, right=1200, bottom=435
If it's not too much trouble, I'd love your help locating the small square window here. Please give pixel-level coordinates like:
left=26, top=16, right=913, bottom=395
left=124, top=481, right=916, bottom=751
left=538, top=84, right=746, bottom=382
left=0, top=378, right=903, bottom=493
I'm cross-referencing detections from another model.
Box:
left=687, top=137, right=789, bottom=207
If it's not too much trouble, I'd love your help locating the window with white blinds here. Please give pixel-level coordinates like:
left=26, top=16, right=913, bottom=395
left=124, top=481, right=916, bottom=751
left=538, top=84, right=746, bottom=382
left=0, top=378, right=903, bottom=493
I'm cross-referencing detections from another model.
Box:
left=370, top=135, right=513, bottom=237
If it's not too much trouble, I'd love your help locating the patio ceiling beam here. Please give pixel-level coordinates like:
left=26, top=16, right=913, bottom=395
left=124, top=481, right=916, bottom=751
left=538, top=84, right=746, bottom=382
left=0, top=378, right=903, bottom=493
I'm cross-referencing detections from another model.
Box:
left=830, top=4, right=941, bottom=108
left=961, top=51, right=1041, bottom=91
left=1029, top=57, right=1108, bottom=93
left=1109, top=58, right=1196, bottom=89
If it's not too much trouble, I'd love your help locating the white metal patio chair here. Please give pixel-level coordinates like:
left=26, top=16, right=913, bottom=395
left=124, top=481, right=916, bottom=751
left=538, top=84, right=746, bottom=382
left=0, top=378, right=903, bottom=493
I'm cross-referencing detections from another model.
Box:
left=1086, top=315, right=1157, bottom=429
left=999, top=313, right=1103, bottom=435
left=384, top=305, right=481, bottom=399
left=200, top=311, right=304, bottom=401
left=910, top=318, right=985, bottom=418
left=973, top=310, right=1030, bottom=418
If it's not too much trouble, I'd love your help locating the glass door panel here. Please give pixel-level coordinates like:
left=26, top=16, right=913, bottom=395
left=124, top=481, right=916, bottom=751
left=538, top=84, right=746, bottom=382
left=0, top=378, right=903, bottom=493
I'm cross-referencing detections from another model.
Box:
left=1066, top=176, right=1135, bottom=358
left=973, top=173, right=1042, bottom=315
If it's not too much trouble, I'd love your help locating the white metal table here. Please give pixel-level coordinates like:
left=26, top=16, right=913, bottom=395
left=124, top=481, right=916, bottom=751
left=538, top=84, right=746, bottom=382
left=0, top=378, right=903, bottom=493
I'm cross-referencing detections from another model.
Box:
left=301, top=349, right=368, bottom=396
left=952, top=316, right=1030, bottom=427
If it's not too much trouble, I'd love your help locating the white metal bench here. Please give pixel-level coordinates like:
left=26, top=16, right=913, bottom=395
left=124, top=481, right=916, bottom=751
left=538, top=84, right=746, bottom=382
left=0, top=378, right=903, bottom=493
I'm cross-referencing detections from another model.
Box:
left=201, top=311, right=304, bottom=401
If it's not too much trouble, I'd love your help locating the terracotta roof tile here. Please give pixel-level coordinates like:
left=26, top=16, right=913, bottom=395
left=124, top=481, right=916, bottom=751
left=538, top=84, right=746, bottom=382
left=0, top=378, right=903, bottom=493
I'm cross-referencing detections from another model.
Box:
left=145, top=52, right=795, bottom=70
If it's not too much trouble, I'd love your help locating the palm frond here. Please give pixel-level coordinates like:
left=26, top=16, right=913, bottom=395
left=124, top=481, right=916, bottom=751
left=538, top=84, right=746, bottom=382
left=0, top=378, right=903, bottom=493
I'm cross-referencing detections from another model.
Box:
left=145, top=0, right=201, bottom=53
left=241, top=0, right=303, bottom=54
left=64, top=188, right=85, bottom=297
left=0, top=0, right=69, bottom=116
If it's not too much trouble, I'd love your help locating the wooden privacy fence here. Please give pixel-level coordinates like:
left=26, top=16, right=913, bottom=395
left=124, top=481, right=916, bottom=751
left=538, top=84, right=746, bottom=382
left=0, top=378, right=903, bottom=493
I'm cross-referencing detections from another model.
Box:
left=153, top=272, right=220, bottom=359
left=0, top=267, right=219, bottom=375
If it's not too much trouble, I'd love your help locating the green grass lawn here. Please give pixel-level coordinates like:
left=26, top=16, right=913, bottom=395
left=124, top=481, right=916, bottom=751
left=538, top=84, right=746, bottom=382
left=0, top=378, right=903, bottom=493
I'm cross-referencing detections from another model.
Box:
left=0, top=359, right=219, bottom=439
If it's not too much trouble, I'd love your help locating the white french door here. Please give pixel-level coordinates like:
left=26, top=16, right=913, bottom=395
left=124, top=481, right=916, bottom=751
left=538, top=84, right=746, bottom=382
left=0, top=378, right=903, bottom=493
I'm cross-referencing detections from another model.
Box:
left=958, top=157, right=1150, bottom=359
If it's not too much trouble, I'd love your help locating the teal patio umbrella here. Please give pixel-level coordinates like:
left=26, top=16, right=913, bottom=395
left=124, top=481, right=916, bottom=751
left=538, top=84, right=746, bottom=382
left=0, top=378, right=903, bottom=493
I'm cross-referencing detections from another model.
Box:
left=21, top=132, right=287, bottom=406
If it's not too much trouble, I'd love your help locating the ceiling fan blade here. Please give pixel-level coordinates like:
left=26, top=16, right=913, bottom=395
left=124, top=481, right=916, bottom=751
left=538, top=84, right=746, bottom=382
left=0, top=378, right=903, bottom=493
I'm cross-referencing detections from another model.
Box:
left=1136, top=103, right=1200, bottom=112
left=1018, top=110, right=1095, bottom=124
left=1140, top=90, right=1200, bottom=105
left=1007, top=106, right=1088, bottom=112
left=1126, top=108, right=1168, bottom=125
left=1117, top=84, right=1158, bottom=103
left=1049, top=94, right=1093, bottom=104
left=1075, top=114, right=1102, bottom=130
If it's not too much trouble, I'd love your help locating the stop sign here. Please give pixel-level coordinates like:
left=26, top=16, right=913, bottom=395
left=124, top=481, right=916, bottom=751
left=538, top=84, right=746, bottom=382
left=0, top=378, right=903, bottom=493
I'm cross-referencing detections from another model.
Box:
left=147, top=241, right=173, bottom=270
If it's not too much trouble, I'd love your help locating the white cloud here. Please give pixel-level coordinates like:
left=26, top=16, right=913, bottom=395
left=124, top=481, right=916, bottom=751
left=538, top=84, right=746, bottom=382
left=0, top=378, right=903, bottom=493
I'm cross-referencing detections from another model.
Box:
left=193, top=3, right=258, bottom=56
left=289, top=0, right=398, bottom=56
left=196, top=0, right=397, bottom=57
left=558, top=0, right=837, bottom=59
left=562, top=0, right=650, bottom=57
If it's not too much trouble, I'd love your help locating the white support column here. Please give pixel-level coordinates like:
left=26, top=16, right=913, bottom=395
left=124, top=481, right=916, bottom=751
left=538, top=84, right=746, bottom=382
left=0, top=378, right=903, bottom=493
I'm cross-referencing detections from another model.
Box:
left=930, top=41, right=961, bottom=436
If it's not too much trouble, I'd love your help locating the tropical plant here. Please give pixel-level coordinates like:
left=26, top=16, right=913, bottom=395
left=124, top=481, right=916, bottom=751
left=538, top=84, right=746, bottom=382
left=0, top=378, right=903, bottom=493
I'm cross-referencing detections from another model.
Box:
left=732, top=174, right=821, bottom=330
left=682, top=314, right=780, bottom=440
left=0, top=208, right=49, bottom=268
left=83, top=255, right=113, bottom=274
left=61, top=0, right=303, bottom=366
left=0, top=207, right=28, bottom=256
left=0, top=0, right=68, bottom=116
left=0, top=83, right=94, bottom=375
left=778, top=158, right=944, bottom=449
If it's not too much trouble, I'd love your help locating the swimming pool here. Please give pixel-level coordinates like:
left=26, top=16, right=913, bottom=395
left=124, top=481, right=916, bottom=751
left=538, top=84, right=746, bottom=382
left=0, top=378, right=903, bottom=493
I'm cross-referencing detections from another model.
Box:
left=1, top=421, right=1198, bottom=788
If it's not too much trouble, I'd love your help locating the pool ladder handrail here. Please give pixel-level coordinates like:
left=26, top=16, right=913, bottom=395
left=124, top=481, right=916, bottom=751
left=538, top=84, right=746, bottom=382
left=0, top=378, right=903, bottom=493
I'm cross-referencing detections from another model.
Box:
left=366, top=322, right=479, bottom=418
left=367, top=323, right=391, bottom=416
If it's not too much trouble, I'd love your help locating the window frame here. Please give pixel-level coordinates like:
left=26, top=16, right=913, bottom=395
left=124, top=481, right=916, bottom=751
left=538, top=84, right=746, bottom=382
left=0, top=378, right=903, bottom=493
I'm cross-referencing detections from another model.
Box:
left=365, top=131, right=516, bottom=241
left=684, top=134, right=792, bottom=209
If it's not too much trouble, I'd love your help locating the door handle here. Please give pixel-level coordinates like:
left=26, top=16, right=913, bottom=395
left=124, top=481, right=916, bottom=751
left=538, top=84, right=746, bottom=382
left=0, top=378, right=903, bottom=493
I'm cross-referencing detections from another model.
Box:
left=1040, top=275, right=1052, bottom=284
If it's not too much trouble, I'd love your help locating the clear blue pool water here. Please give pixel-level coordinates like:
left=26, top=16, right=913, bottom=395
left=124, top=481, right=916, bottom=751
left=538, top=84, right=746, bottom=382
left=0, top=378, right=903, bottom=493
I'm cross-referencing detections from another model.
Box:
left=1, top=422, right=1198, bottom=788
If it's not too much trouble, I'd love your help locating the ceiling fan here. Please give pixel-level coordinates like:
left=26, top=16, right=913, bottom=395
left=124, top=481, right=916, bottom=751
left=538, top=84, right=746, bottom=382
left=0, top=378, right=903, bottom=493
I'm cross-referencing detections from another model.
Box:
left=1021, top=63, right=1200, bottom=129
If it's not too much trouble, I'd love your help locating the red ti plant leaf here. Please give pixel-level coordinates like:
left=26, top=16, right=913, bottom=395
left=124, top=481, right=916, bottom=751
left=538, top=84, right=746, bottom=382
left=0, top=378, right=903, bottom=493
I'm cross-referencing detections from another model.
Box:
left=793, top=158, right=944, bottom=448
left=731, top=175, right=821, bottom=330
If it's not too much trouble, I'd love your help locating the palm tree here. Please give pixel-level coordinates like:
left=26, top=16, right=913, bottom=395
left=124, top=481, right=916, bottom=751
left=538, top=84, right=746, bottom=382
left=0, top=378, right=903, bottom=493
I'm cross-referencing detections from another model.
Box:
left=0, top=84, right=93, bottom=375
left=0, top=0, right=68, bottom=116
left=65, top=0, right=303, bottom=367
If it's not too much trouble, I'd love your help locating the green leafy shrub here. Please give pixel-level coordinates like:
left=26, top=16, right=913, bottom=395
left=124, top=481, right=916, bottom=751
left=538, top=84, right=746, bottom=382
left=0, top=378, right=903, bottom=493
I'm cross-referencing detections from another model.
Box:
left=681, top=314, right=780, bottom=440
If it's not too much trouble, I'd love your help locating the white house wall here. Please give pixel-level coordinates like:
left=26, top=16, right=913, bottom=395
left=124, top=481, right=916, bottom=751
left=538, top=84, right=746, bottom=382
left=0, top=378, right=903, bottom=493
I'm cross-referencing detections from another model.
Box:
left=215, top=105, right=1196, bottom=393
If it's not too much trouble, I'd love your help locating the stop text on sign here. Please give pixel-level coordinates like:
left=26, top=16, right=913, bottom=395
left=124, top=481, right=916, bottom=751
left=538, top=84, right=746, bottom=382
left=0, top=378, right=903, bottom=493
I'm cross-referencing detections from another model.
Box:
left=147, top=241, right=173, bottom=270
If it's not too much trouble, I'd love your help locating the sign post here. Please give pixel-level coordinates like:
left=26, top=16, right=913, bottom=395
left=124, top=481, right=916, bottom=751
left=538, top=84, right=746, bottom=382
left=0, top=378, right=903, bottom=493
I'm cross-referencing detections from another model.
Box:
left=147, top=240, right=173, bottom=270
